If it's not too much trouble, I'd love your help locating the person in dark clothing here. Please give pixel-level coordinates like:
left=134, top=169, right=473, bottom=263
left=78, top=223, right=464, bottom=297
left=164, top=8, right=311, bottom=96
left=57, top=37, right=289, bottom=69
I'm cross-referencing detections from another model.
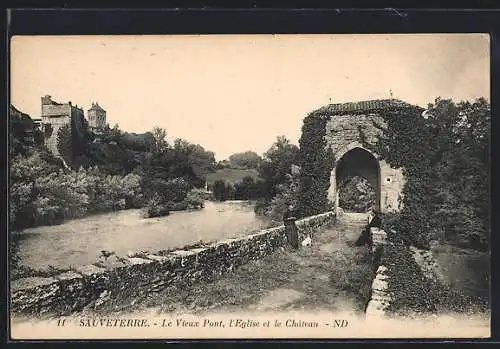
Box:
left=355, top=208, right=382, bottom=246
left=283, top=203, right=299, bottom=249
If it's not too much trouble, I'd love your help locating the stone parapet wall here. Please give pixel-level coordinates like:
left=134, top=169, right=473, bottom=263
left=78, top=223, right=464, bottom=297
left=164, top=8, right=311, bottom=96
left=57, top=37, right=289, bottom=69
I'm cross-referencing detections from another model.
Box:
left=11, top=212, right=335, bottom=316
left=365, top=228, right=444, bottom=319
left=365, top=227, right=391, bottom=318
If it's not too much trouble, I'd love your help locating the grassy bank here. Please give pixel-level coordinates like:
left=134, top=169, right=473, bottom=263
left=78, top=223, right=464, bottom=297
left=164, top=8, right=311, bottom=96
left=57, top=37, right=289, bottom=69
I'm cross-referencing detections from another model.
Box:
left=382, top=244, right=489, bottom=317
left=206, top=168, right=261, bottom=186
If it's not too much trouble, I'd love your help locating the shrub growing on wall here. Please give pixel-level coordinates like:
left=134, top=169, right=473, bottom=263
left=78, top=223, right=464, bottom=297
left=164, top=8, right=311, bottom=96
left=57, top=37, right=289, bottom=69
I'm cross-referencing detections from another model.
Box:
left=296, top=113, right=335, bottom=218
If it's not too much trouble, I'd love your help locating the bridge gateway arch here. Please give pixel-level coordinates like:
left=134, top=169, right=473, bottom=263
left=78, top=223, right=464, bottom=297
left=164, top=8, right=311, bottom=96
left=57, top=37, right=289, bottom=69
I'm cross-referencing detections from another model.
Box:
left=311, top=99, right=417, bottom=214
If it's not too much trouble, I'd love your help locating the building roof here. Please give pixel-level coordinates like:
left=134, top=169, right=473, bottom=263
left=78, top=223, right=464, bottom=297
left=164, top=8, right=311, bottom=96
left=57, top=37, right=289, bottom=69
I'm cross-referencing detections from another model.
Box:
left=311, top=98, right=423, bottom=116
left=10, top=105, right=31, bottom=119
left=10, top=104, right=23, bottom=115
left=89, top=102, right=106, bottom=112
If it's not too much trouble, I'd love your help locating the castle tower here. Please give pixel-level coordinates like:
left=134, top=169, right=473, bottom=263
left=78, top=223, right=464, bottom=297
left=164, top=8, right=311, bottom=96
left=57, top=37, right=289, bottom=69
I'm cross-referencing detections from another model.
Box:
left=310, top=99, right=420, bottom=214
left=87, top=102, right=107, bottom=130
left=40, top=95, right=84, bottom=157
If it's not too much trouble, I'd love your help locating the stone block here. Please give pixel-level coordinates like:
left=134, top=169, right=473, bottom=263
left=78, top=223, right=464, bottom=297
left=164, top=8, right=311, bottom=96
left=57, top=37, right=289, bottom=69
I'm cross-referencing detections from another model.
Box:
left=55, top=271, right=83, bottom=281
left=169, top=249, right=194, bottom=256
left=372, top=278, right=388, bottom=291
left=127, top=257, right=154, bottom=265
left=11, top=277, right=58, bottom=292
left=76, top=264, right=106, bottom=277
left=145, top=254, right=170, bottom=262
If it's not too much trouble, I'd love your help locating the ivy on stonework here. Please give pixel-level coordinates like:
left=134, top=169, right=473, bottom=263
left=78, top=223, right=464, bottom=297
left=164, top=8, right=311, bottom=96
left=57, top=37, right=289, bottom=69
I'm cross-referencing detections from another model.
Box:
left=359, top=99, right=490, bottom=250
left=296, top=113, right=336, bottom=218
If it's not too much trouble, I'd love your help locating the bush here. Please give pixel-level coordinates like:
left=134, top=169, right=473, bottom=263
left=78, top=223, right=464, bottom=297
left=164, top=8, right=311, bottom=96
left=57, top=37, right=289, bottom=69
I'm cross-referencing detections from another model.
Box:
left=166, top=201, right=189, bottom=211
left=9, top=152, right=147, bottom=229
left=234, top=176, right=265, bottom=200
left=33, top=171, right=89, bottom=225
left=338, top=176, right=376, bottom=212
left=213, top=179, right=234, bottom=201
left=253, top=199, right=269, bottom=216
left=144, top=194, right=170, bottom=218
left=184, top=188, right=205, bottom=209
left=158, top=177, right=190, bottom=202
left=142, top=177, right=195, bottom=216
left=146, top=205, right=170, bottom=218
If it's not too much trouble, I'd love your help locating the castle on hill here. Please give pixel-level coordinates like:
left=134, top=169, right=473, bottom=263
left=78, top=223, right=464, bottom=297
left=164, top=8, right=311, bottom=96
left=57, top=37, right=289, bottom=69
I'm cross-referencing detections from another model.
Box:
left=40, top=95, right=108, bottom=157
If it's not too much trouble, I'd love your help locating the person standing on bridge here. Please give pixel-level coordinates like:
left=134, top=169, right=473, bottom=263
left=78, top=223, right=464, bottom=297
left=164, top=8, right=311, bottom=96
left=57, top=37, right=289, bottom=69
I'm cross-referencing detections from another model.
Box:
left=283, top=203, right=299, bottom=249
left=355, top=208, right=382, bottom=246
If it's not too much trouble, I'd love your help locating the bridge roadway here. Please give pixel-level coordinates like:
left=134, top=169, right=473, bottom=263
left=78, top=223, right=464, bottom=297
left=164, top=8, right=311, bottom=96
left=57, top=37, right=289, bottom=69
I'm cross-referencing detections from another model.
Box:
left=79, top=212, right=371, bottom=317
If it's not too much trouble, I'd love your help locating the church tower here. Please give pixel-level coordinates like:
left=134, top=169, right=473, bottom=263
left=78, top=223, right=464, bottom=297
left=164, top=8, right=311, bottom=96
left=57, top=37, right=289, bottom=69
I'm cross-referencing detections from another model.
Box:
left=87, top=102, right=107, bottom=130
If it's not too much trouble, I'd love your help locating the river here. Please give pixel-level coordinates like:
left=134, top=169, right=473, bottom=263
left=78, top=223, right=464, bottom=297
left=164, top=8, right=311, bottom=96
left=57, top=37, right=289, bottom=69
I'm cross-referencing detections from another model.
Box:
left=12, top=201, right=272, bottom=271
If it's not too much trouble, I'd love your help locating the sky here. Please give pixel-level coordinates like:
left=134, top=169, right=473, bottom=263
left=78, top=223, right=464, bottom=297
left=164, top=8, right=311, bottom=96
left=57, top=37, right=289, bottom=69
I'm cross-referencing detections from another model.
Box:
left=10, top=34, right=490, bottom=161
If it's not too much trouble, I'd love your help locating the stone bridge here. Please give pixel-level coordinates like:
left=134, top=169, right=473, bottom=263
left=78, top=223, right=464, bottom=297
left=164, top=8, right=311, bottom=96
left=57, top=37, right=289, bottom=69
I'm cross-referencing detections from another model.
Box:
left=11, top=99, right=425, bottom=322
left=11, top=212, right=336, bottom=317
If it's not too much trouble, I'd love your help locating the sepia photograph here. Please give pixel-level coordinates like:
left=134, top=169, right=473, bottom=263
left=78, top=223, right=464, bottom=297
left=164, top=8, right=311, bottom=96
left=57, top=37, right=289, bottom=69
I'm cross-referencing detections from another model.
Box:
left=8, top=33, right=490, bottom=339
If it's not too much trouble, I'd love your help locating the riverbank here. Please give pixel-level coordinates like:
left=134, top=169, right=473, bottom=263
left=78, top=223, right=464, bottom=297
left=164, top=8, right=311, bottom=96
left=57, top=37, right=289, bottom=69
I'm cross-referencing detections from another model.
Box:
left=10, top=212, right=367, bottom=320
left=10, top=201, right=271, bottom=273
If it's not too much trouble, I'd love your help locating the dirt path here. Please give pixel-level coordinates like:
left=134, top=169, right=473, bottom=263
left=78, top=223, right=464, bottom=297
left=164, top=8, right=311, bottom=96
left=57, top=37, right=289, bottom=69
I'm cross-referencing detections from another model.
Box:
left=77, top=213, right=371, bottom=317
left=243, top=212, right=368, bottom=314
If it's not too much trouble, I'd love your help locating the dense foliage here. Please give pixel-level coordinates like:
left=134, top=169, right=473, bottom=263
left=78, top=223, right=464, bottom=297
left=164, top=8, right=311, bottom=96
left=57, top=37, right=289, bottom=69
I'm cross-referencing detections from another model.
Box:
left=9, top=105, right=218, bottom=228
left=382, top=244, right=488, bottom=315
left=258, top=136, right=300, bottom=201
left=296, top=113, right=336, bottom=218
left=9, top=109, right=44, bottom=157
left=56, top=123, right=73, bottom=166
left=10, top=152, right=144, bottom=229
left=212, top=179, right=234, bottom=201
left=338, top=176, right=376, bottom=213
left=252, top=136, right=300, bottom=219
left=360, top=98, right=490, bottom=250
left=212, top=176, right=265, bottom=201
left=227, top=151, right=263, bottom=169
left=258, top=171, right=301, bottom=222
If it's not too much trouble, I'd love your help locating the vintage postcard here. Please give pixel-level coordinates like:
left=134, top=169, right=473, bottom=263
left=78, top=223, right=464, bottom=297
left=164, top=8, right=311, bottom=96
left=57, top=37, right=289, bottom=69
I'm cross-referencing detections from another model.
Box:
left=8, top=34, right=490, bottom=340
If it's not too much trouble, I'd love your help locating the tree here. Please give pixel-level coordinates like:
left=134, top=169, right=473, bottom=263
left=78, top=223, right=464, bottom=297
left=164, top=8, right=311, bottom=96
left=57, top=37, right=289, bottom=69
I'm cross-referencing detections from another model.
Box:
left=215, top=159, right=231, bottom=170
left=360, top=97, right=490, bottom=250
left=213, top=180, right=228, bottom=201
left=152, top=126, right=169, bottom=153
left=9, top=109, right=34, bottom=157
left=168, top=139, right=216, bottom=188
left=228, top=151, right=263, bottom=169
left=234, top=176, right=265, bottom=200
left=258, top=136, right=300, bottom=200
left=264, top=171, right=301, bottom=222
left=44, top=123, right=53, bottom=139
left=57, top=123, right=73, bottom=167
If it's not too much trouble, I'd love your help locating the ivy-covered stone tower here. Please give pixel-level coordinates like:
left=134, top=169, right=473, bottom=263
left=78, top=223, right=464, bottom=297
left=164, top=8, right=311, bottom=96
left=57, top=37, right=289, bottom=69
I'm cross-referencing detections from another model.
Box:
left=314, top=99, right=416, bottom=213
